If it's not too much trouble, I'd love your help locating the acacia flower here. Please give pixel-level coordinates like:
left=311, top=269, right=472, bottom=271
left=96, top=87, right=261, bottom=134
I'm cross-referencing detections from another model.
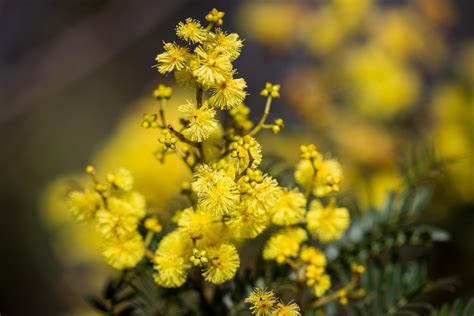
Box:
left=306, top=199, right=350, bottom=242
left=67, top=189, right=102, bottom=221
left=176, top=18, right=207, bottom=43
left=273, top=301, right=301, bottom=316
left=179, top=101, right=218, bottom=142
left=226, top=205, right=269, bottom=239
left=201, top=243, right=240, bottom=284
left=106, top=167, right=134, bottom=191
left=153, top=253, right=188, bottom=288
left=263, top=227, right=308, bottom=264
left=208, top=28, right=243, bottom=61
left=177, top=207, right=214, bottom=241
left=239, top=169, right=280, bottom=214
left=102, top=233, right=145, bottom=270
left=96, top=197, right=144, bottom=239
left=193, top=46, right=232, bottom=86
left=270, top=188, right=306, bottom=226
left=209, top=76, right=247, bottom=109
left=245, top=288, right=277, bottom=316
left=155, top=42, right=190, bottom=74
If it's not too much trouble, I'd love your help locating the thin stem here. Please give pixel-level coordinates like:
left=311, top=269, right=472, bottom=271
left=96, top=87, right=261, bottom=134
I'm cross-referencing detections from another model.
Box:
left=158, top=99, right=167, bottom=127
left=144, top=231, right=154, bottom=248
left=307, top=274, right=360, bottom=310
left=167, top=124, right=199, bottom=147
left=175, top=145, right=195, bottom=172
left=196, top=85, right=203, bottom=108
left=250, top=96, right=272, bottom=136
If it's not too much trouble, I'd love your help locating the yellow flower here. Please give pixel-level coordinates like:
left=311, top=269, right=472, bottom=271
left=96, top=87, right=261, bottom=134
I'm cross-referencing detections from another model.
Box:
left=202, top=243, right=240, bottom=284
left=157, top=230, right=193, bottom=258
left=144, top=217, right=163, bottom=233
left=199, top=175, right=240, bottom=216
left=312, top=273, right=331, bottom=297
left=106, top=167, right=134, bottom=191
left=263, top=227, right=308, bottom=264
left=67, top=189, right=102, bottom=222
left=245, top=288, right=277, bottom=316
left=273, top=301, right=301, bottom=316
left=226, top=205, right=269, bottom=239
left=299, top=246, right=327, bottom=267
left=228, top=135, right=262, bottom=173
left=179, top=101, right=218, bottom=142
left=270, top=188, right=306, bottom=226
left=153, top=253, right=188, bottom=288
left=239, top=169, right=280, bottom=213
left=193, top=46, right=232, bottom=86
left=177, top=207, right=214, bottom=241
left=102, top=233, right=144, bottom=270
left=209, top=76, right=247, bottom=110
left=96, top=197, right=144, bottom=239
left=176, top=18, right=207, bottom=43
left=295, top=158, right=342, bottom=197
left=155, top=42, right=190, bottom=74
left=306, top=199, right=350, bottom=243
left=208, top=28, right=243, bottom=61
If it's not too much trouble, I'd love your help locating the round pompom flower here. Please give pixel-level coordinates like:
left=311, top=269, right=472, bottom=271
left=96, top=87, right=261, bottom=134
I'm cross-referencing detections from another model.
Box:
left=202, top=243, right=240, bottom=284
left=306, top=199, right=350, bottom=242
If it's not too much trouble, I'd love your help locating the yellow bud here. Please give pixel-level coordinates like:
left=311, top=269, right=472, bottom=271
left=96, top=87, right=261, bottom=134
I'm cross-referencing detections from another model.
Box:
left=85, top=165, right=95, bottom=174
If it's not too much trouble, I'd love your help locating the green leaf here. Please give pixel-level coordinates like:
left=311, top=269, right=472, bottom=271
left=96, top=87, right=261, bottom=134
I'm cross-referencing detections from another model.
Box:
left=451, top=298, right=464, bottom=316
left=85, top=295, right=108, bottom=312
left=463, top=298, right=474, bottom=316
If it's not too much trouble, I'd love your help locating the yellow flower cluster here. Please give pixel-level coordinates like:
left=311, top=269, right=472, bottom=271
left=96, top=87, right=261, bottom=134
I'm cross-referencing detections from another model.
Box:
left=67, top=166, right=147, bottom=270
left=245, top=288, right=301, bottom=316
left=66, top=8, right=354, bottom=302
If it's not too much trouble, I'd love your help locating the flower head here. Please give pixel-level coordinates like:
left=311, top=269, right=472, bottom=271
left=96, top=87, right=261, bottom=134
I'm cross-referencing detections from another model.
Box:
left=273, top=301, right=301, bottom=316
left=193, top=47, right=232, bottom=86
left=263, top=227, right=308, bottom=264
left=176, top=18, right=207, bottom=43
left=239, top=169, right=280, bottom=213
left=96, top=197, right=144, bottom=239
left=192, top=165, right=240, bottom=216
left=270, top=188, right=306, bottom=226
left=106, top=168, right=134, bottom=191
left=245, top=288, right=277, bottom=316
left=179, top=101, right=218, bottom=142
left=102, top=233, right=144, bottom=270
left=306, top=199, right=350, bottom=242
left=156, top=42, right=190, bottom=74
left=226, top=205, right=269, bottom=239
left=202, top=243, right=240, bottom=284
left=208, top=28, right=243, bottom=61
left=209, top=76, right=247, bottom=110
left=153, top=253, right=188, bottom=288
left=68, top=189, right=102, bottom=221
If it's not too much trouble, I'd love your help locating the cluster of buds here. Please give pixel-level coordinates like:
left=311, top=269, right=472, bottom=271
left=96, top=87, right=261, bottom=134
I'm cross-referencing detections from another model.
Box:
left=153, top=84, right=173, bottom=100
left=260, top=82, right=281, bottom=98
left=158, top=130, right=178, bottom=152
left=85, top=165, right=109, bottom=193
left=189, top=248, right=208, bottom=266
left=205, top=8, right=225, bottom=26
left=238, top=169, right=265, bottom=193
left=144, top=217, right=163, bottom=233
left=229, top=104, right=253, bottom=131
left=142, top=114, right=160, bottom=128
left=271, top=118, right=284, bottom=134
left=229, top=135, right=258, bottom=165
left=300, top=144, right=320, bottom=160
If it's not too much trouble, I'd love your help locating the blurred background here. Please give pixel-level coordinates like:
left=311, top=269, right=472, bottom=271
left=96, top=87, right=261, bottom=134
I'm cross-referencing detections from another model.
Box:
left=0, top=0, right=473, bottom=315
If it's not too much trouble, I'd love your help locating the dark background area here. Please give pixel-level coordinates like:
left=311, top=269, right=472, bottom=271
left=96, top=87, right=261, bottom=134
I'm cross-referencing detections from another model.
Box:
left=0, top=1, right=473, bottom=315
